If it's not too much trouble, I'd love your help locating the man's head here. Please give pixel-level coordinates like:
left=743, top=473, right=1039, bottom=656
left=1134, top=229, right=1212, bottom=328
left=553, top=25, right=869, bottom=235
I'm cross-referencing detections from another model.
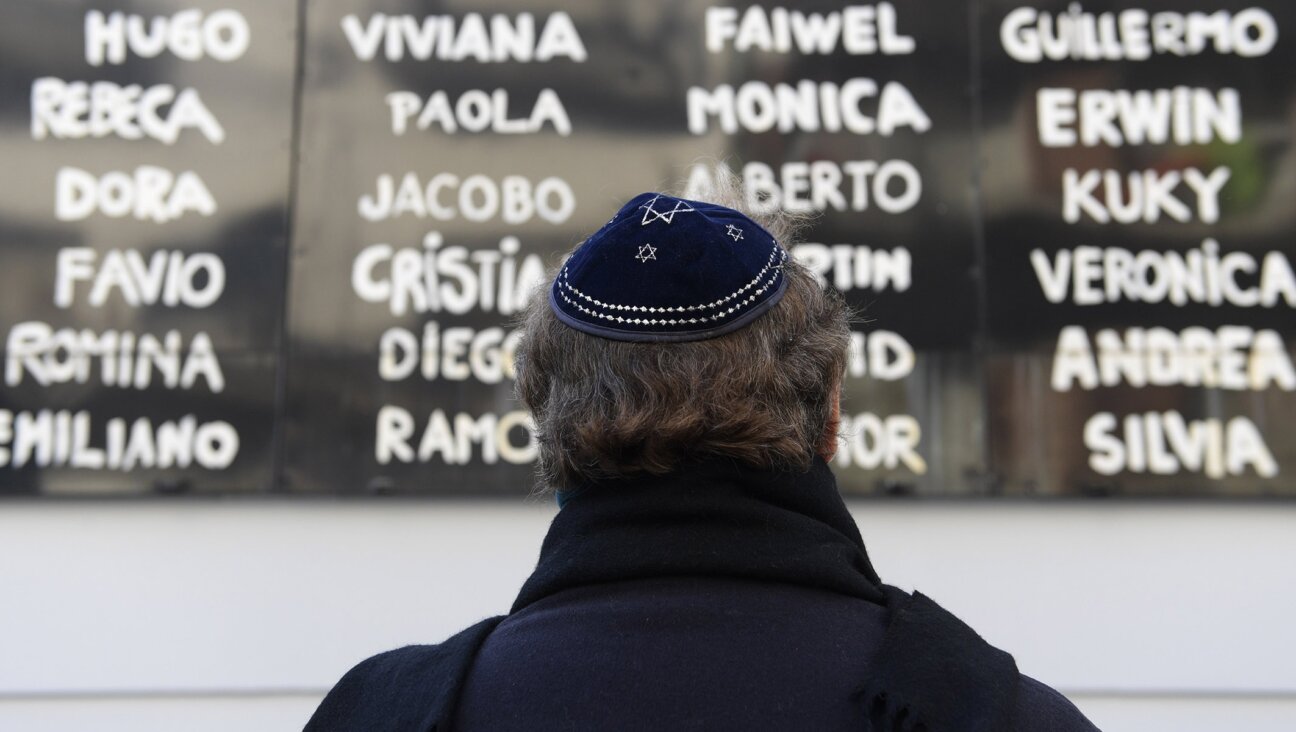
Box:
left=515, top=185, right=850, bottom=490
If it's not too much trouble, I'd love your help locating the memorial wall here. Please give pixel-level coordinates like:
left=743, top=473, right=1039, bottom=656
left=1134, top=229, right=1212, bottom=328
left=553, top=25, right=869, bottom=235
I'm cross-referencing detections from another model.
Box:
left=1, top=0, right=1292, bottom=498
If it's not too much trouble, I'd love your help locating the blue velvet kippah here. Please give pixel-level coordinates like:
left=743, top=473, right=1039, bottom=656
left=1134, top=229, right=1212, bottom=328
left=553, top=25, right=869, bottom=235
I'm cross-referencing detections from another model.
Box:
left=550, top=192, right=789, bottom=342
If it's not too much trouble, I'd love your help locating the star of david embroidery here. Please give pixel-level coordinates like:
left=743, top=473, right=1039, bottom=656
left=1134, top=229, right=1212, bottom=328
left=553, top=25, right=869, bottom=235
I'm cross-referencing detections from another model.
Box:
left=726, top=224, right=744, bottom=241
left=635, top=243, right=657, bottom=262
left=639, top=195, right=695, bottom=226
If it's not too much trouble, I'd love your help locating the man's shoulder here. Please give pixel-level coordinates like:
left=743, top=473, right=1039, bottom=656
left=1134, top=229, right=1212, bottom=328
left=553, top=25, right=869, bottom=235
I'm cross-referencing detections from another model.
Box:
left=1017, top=674, right=1102, bottom=731
left=872, top=586, right=1100, bottom=731
left=304, top=616, right=503, bottom=732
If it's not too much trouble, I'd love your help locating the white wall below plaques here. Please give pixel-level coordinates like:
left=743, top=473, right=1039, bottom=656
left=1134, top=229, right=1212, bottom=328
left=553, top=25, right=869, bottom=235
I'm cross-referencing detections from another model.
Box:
left=0, top=500, right=1292, bottom=732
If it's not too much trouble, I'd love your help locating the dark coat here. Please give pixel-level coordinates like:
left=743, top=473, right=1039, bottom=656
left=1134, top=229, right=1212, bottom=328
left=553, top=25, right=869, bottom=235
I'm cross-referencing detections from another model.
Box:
left=306, top=459, right=1100, bottom=731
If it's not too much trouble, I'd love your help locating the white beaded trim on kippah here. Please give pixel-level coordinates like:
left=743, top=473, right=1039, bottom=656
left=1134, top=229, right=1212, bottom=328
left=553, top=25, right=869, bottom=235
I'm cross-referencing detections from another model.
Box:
left=560, top=241, right=785, bottom=316
left=557, top=265, right=784, bottom=328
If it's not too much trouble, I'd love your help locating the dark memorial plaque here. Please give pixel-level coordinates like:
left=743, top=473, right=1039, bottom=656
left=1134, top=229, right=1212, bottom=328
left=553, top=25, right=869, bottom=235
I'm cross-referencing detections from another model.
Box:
left=980, top=0, right=1296, bottom=496
left=1, top=1, right=1292, bottom=499
left=0, top=1, right=296, bottom=494
left=283, top=1, right=982, bottom=495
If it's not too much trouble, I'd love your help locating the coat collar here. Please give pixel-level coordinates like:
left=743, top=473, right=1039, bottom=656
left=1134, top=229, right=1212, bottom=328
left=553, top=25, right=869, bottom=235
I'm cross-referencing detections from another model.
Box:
left=512, top=456, right=885, bottom=612
left=507, top=458, right=1021, bottom=732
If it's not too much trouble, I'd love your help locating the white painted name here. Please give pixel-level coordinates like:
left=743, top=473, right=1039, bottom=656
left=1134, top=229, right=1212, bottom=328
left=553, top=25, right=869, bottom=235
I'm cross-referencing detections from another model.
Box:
left=56, top=166, right=215, bottom=223
left=31, top=78, right=224, bottom=144
left=359, top=172, right=574, bottom=224
left=848, top=330, right=915, bottom=380
left=375, top=407, right=536, bottom=465
left=386, top=88, right=570, bottom=136
left=1062, top=166, right=1228, bottom=224
left=833, top=412, right=927, bottom=473
left=1052, top=325, right=1294, bottom=392
left=686, top=160, right=921, bottom=215
left=85, top=9, right=250, bottom=65
left=1001, top=6, right=1278, bottom=62
left=793, top=244, right=912, bottom=293
left=56, top=248, right=225, bottom=309
left=6, top=323, right=224, bottom=392
left=688, top=78, right=929, bottom=135
left=705, top=4, right=914, bottom=55
left=1030, top=241, right=1296, bottom=308
left=1037, top=87, right=1240, bottom=147
left=342, top=12, right=586, bottom=62
left=352, top=233, right=545, bottom=317
left=0, top=410, right=238, bottom=471
left=1085, top=411, right=1277, bottom=479
left=379, top=322, right=521, bottom=384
